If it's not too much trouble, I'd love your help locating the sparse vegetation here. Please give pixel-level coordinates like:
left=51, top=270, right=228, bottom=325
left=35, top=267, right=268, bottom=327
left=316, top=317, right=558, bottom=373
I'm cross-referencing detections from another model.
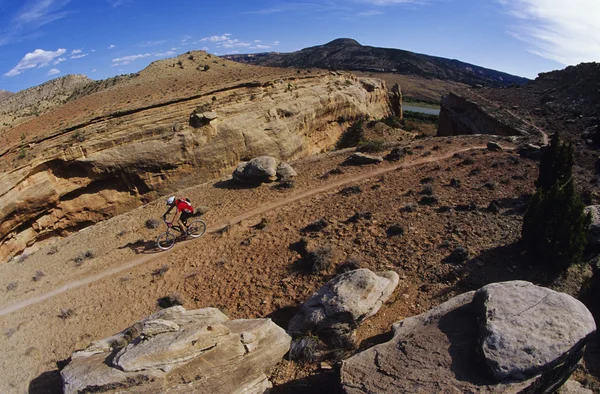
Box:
left=301, top=218, right=328, bottom=233
left=32, top=270, right=45, bottom=282
left=157, top=293, right=185, bottom=308
left=145, top=219, right=160, bottom=229
left=336, top=116, right=365, bottom=149
left=73, top=250, right=95, bottom=266
left=386, top=224, right=405, bottom=237
left=58, top=308, right=75, bottom=320
left=289, top=335, right=323, bottom=362
left=357, top=139, right=385, bottom=153
left=6, top=281, right=17, bottom=291
left=152, top=265, right=170, bottom=277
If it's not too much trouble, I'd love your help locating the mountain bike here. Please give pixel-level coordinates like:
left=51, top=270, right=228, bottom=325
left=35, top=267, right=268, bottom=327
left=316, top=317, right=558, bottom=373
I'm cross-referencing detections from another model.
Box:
left=156, top=218, right=206, bottom=251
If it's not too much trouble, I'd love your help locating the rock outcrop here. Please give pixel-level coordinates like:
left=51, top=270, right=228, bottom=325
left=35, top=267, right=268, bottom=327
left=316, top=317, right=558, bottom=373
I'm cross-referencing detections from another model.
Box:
left=0, top=72, right=390, bottom=261
left=438, top=92, right=531, bottom=138
left=341, top=281, right=596, bottom=394
left=233, top=156, right=278, bottom=184
left=288, top=269, right=399, bottom=345
left=61, top=306, right=291, bottom=394
left=345, top=152, right=384, bottom=165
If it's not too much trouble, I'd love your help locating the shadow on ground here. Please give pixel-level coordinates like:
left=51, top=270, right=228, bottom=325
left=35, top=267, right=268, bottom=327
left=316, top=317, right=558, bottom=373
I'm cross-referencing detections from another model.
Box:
left=118, top=239, right=160, bottom=254
left=270, top=370, right=340, bottom=394
left=29, top=370, right=62, bottom=394
left=213, top=179, right=262, bottom=190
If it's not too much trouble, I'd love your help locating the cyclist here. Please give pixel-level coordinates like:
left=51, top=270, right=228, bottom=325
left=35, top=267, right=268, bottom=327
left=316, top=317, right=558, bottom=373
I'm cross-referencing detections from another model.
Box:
left=163, top=196, right=194, bottom=233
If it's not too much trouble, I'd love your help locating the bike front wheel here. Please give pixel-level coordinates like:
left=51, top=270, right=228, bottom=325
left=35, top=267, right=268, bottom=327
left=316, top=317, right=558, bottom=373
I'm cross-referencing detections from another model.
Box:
left=186, top=219, right=206, bottom=238
left=157, top=231, right=177, bottom=250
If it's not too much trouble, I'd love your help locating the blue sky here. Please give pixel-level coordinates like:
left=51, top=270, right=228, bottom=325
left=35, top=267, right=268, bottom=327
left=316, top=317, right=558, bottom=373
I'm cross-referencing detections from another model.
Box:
left=1, top=0, right=599, bottom=92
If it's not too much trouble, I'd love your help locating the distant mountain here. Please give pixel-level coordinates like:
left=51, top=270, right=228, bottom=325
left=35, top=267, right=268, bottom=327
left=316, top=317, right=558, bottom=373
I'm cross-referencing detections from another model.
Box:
left=225, top=38, right=529, bottom=88
left=0, top=90, right=13, bottom=102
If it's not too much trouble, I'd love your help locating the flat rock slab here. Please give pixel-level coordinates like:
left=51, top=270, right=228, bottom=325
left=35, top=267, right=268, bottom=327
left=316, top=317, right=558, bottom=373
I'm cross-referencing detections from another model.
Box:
left=61, top=307, right=291, bottom=394
left=474, top=281, right=596, bottom=381
left=346, top=153, right=383, bottom=165
left=341, top=282, right=596, bottom=394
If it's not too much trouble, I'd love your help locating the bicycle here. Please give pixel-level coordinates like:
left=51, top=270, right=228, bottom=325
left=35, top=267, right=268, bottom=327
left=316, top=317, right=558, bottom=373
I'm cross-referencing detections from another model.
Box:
left=156, top=218, right=206, bottom=251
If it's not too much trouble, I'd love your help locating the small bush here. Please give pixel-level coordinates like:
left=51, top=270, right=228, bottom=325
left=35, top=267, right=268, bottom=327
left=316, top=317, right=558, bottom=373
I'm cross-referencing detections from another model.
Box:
left=158, top=293, right=185, bottom=308
left=145, top=219, right=160, bottom=229
left=357, top=140, right=385, bottom=153
left=58, top=308, right=74, bottom=320
left=401, top=203, right=417, bottom=213
left=302, top=246, right=332, bottom=274
left=47, top=245, right=59, bottom=255
left=73, top=250, right=94, bottom=266
left=449, top=178, right=461, bottom=188
left=32, top=270, right=45, bottom=282
left=444, top=247, right=469, bottom=264
left=152, top=265, right=170, bottom=277
left=346, top=211, right=373, bottom=223
left=6, top=281, right=17, bottom=291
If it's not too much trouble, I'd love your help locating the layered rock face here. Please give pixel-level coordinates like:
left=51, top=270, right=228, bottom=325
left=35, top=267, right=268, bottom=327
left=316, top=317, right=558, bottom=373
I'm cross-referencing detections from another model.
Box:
left=61, top=306, right=291, bottom=394
left=341, top=281, right=596, bottom=394
left=0, top=73, right=390, bottom=260
left=438, top=92, right=531, bottom=138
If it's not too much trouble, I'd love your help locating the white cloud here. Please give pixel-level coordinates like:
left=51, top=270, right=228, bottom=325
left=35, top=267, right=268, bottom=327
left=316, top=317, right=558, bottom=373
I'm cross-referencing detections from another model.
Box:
left=108, top=44, right=116, bottom=49
left=4, top=48, right=67, bottom=77
left=357, top=9, right=383, bottom=16
left=354, top=0, right=426, bottom=4
left=92, top=68, right=97, bottom=72
left=71, top=49, right=82, bottom=54
left=499, top=0, right=600, bottom=65
left=47, top=68, right=60, bottom=75
left=107, top=0, right=131, bottom=7
left=70, top=53, right=87, bottom=59
left=200, top=34, right=232, bottom=43
left=111, top=53, right=151, bottom=66
left=53, top=57, right=66, bottom=65
left=154, top=51, right=175, bottom=57
left=0, top=0, right=71, bottom=46
left=140, top=40, right=166, bottom=47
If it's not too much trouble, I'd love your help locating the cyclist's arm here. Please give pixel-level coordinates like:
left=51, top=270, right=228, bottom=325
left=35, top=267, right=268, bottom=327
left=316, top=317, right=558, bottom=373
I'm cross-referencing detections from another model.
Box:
left=162, top=206, right=175, bottom=221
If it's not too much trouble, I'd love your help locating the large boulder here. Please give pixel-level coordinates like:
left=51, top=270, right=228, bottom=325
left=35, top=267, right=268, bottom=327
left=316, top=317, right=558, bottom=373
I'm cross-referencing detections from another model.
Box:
left=341, top=281, right=596, bottom=394
left=190, top=111, right=218, bottom=128
left=232, top=156, right=279, bottom=184
left=474, top=281, right=596, bottom=381
left=288, top=269, right=399, bottom=346
left=61, top=306, right=291, bottom=394
left=584, top=205, right=600, bottom=246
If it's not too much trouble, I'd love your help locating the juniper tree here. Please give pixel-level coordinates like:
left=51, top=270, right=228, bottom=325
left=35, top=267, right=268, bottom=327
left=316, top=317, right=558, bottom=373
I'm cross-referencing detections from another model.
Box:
left=523, top=132, right=590, bottom=270
left=535, top=132, right=574, bottom=191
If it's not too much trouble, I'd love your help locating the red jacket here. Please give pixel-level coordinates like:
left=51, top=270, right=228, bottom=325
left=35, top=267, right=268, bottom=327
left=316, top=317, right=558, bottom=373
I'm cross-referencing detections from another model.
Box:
left=175, top=199, right=193, bottom=213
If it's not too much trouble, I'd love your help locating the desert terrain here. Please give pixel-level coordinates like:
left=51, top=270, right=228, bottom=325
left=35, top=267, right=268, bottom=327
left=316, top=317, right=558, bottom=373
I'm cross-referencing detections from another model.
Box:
left=0, top=49, right=598, bottom=393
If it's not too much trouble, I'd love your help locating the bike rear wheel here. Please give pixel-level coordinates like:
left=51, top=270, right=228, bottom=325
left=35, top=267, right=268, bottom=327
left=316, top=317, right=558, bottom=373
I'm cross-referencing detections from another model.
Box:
left=157, top=231, right=177, bottom=250
left=186, top=219, right=206, bottom=238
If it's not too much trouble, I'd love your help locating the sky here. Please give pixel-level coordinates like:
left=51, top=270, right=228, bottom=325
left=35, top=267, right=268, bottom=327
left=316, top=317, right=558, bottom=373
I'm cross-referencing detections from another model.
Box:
left=0, top=0, right=599, bottom=93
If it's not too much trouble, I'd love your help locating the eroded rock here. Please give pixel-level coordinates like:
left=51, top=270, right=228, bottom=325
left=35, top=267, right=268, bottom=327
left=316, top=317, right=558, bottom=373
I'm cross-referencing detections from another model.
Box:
left=276, top=161, right=297, bottom=179
left=233, top=156, right=279, bottom=184
left=341, top=281, right=596, bottom=394
left=474, top=281, right=596, bottom=381
left=584, top=205, right=600, bottom=246
left=61, top=306, right=291, bottom=394
left=288, top=269, right=399, bottom=346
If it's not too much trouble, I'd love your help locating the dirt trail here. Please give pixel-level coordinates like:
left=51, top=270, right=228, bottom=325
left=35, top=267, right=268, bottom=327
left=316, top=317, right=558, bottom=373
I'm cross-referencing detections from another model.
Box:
left=0, top=145, right=495, bottom=317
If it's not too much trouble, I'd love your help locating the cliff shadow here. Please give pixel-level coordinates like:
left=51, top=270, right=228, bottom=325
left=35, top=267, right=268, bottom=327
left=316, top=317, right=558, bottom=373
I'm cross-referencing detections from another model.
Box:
left=213, top=179, right=263, bottom=190
left=29, top=370, right=62, bottom=394
left=269, top=369, right=340, bottom=394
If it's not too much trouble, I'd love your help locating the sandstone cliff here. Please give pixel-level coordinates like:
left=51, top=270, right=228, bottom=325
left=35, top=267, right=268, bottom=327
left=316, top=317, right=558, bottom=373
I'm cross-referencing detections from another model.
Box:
left=0, top=73, right=390, bottom=261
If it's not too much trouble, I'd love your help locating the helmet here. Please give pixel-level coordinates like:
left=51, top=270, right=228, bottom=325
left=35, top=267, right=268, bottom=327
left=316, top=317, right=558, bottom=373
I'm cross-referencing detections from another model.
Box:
left=167, top=196, right=175, bottom=205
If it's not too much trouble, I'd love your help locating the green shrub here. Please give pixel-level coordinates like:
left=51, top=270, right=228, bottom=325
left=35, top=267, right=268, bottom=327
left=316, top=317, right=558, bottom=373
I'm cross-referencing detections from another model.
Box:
left=522, top=179, right=590, bottom=269
left=536, top=132, right=573, bottom=190
left=357, top=140, right=385, bottom=153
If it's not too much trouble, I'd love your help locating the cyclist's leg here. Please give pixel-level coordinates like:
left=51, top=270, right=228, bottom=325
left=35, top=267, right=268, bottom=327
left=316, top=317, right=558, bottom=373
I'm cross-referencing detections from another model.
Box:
left=179, top=211, right=192, bottom=231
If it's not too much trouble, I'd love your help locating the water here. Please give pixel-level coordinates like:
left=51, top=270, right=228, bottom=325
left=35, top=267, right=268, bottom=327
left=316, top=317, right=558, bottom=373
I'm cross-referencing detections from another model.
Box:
left=403, top=105, right=440, bottom=116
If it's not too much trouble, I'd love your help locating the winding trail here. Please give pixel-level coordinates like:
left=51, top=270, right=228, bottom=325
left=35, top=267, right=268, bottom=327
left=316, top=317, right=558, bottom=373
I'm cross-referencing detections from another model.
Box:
left=0, top=145, right=501, bottom=317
